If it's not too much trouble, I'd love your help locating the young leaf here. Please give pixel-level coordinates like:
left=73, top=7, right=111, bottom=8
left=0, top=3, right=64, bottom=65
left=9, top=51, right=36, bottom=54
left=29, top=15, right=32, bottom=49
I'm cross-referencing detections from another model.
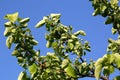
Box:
left=52, top=42, right=58, bottom=49
left=4, top=12, right=18, bottom=23
left=28, top=63, right=37, bottom=75
left=65, top=64, right=77, bottom=78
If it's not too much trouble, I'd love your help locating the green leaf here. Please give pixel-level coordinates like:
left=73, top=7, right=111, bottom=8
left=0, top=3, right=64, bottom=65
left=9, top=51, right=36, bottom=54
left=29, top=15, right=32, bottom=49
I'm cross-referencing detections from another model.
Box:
left=62, top=59, right=69, bottom=68
left=35, top=16, right=48, bottom=28
left=100, top=4, right=107, bottom=12
left=46, top=41, right=52, bottom=48
left=65, top=64, right=77, bottom=78
left=114, top=53, right=120, bottom=68
left=6, top=36, right=14, bottom=49
left=78, top=30, right=86, bottom=36
left=12, top=50, right=19, bottom=56
left=50, top=13, right=61, bottom=19
left=113, top=76, right=120, bottom=80
left=68, top=42, right=74, bottom=50
left=95, top=64, right=102, bottom=80
left=4, top=12, right=18, bottom=22
left=18, top=71, right=26, bottom=80
left=103, top=65, right=114, bottom=76
left=30, top=40, right=38, bottom=45
left=112, top=28, right=117, bottom=34
left=4, top=28, right=11, bottom=36
left=35, top=50, right=40, bottom=57
left=95, top=58, right=104, bottom=80
left=92, top=8, right=100, bottom=16
left=35, top=19, right=45, bottom=28
left=74, top=30, right=86, bottom=36
left=17, top=57, right=24, bottom=63
left=52, top=42, right=58, bottom=49
left=108, top=38, right=114, bottom=43
left=19, top=17, right=30, bottom=24
left=4, top=21, right=12, bottom=27
left=110, top=0, right=118, bottom=5
left=105, top=16, right=113, bottom=24
left=28, top=63, right=37, bottom=75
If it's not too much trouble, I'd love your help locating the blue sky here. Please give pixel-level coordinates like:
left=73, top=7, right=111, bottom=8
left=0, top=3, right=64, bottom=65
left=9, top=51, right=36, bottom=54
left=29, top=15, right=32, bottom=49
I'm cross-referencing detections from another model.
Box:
left=0, top=0, right=118, bottom=80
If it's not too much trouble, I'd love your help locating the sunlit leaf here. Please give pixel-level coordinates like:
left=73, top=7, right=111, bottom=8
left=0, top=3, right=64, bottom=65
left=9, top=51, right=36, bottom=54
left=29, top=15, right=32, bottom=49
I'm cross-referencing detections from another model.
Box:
left=95, top=58, right=104, bottom=80
left=50, top=13, right=61, bottom=19
left=12, top=50, right=19, bottom=56
left=112, top=28, right=117, bottom=34
left=4, top=21, right=12, bottom=27
left=62, top=59, right=69, bottom=68
left=19, top=17, right=30, bottom=24
left=18, top=71, right=26, bottom=80
left=6, top=36, right=14, bottom=49
left=30, top=40, right=38, bottom=45
left=95, top=64, right=102, bottom=80
left=92, top=8, right=100, bottom=16
left=4, top=12, right=18, bottom=22
left=68, top=42, right=74, bottom=50
left=65, top=64, right=77, bottom=78
left=52, top=42, right=58, bottom=49
left=74, top=30, right=86, bottom=36
left=28, top=63, right=37, bottom=75
left=46, top=41, right=52, bottom=48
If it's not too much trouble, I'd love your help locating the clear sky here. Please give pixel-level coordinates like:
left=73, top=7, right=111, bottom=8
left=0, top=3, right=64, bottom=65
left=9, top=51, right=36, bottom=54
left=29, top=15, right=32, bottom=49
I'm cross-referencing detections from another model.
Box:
left=0, top=0, right=118, bottom=80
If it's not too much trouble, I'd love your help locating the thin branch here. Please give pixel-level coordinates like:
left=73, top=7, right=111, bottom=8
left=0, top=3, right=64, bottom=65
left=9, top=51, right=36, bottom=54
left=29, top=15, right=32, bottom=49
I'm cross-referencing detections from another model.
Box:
left=78, top=74, right=108, bottom=80
left=80, top=57, right=85, bottom=63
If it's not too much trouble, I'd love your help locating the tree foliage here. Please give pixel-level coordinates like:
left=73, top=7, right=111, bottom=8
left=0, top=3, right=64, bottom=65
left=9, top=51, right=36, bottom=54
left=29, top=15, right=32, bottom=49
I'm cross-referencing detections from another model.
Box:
left=3, top=0, right=120, bottom=80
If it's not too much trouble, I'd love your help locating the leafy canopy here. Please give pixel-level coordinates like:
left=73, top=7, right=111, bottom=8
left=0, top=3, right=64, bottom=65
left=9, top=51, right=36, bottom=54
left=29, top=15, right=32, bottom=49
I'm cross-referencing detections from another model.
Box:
left=3, top=0, right=120, bottom=80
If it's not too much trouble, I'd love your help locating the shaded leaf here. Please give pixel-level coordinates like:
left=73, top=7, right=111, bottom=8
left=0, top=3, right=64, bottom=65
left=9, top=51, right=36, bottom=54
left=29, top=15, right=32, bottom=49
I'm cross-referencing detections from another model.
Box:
left=113, top=76, right=120, bottom=80
left=105, top=16, right=113, bottom=24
